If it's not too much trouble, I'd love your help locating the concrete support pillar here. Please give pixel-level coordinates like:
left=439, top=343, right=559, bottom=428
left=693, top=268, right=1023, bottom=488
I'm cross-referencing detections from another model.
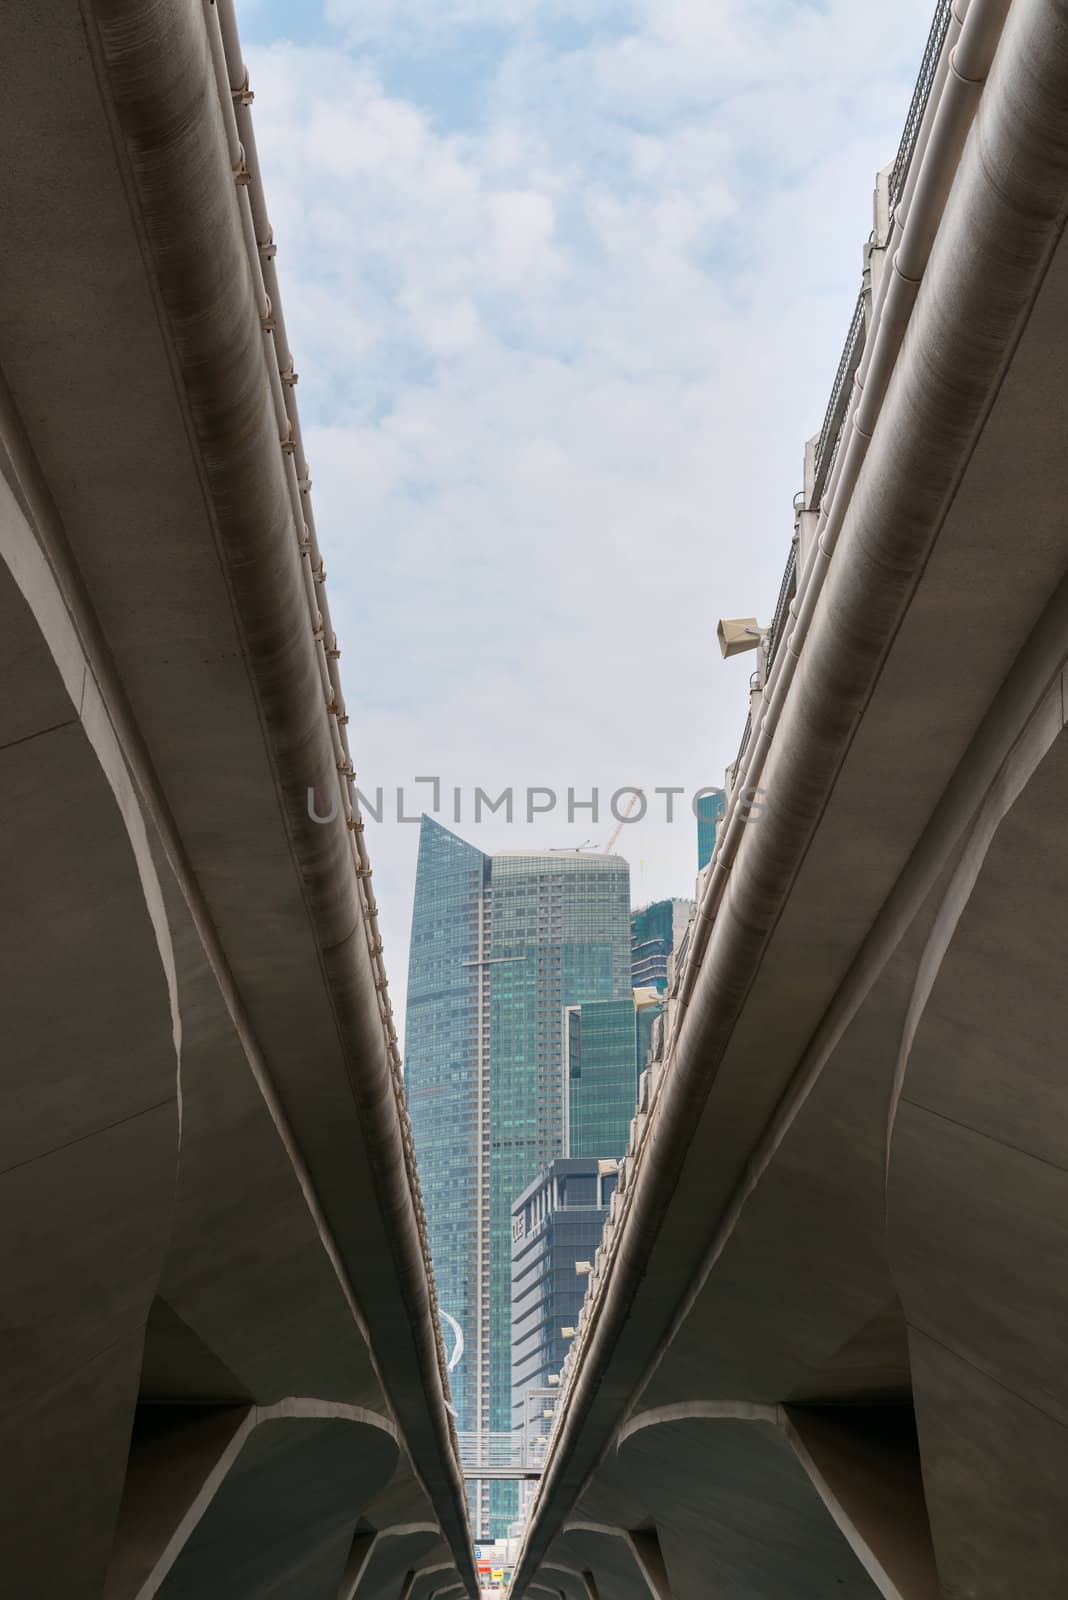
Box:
left=627, top=1529, right=672, bottom=1600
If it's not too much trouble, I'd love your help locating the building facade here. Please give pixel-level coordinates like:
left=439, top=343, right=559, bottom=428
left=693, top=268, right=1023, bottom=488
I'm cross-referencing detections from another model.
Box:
left=630, top=897, right=694, bottom=992
left=564, top=998, right=638, bottom=1160
left=403, top=816, right=488, bottom=1434
left=405, top=819, right=631, bottom=1535
left=510, top=1158, right=618, bottom=1459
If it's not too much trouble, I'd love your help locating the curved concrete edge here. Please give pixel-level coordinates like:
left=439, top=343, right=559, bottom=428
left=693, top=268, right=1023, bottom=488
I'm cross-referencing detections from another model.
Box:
left=0, top=390, right=181, bottom=1107
left=409, top=1560, right=458, bottom=1600
left=548, top=1523, right=663, bottom=1600
left=883, top=696, right=1068, bottom=1589
left=0, top=354, right=377, bottom=1347
left=112, top=1399, right=397, bottom=1600
left=610, top=1404, right=940, bottom=1600
left=613, top=592, right=1068, bottom=1456
left=78, top=3, right=473, bottom=1583
left=339, top=1521, right=441, bottom=1600
left=0, top=423, right=184, bottom=1592
left=886, top=671, right=1066, bottom=1163
left=540, top=1563, right=596, bottom=1600
left=618, top=1402, right=777, bottom=1443
left=780, top=1410, right=940, bottom=1600
left=2, top=338, right=397, bottom=1448
left=563, top=1523, right=670, bottom=1600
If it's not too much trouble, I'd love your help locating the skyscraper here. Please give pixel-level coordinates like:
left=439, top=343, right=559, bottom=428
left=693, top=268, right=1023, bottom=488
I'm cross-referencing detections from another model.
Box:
left=403, top=818, right=487, bottom=1435
left=405, top=819, right=630, bottom=1535
left=563, top=998, right=638, bottom=1160
left=630, top=897, right=694, bottom=992
left=510, top=1155, right=618, bottom=1513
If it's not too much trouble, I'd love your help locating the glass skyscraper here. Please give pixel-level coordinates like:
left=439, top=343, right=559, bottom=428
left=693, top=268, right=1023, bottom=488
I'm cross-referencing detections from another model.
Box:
left=404, top=819, right=630, bottom=1537
left=564, top=998, right=639, bottom=1160
left=403, top=818, right=487, bottom=1433
left=630, top=897, right=694, bottom=993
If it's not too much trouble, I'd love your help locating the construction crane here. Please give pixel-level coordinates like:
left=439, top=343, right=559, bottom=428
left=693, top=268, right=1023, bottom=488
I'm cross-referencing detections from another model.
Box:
left=603, top=789, right=641, bottom=854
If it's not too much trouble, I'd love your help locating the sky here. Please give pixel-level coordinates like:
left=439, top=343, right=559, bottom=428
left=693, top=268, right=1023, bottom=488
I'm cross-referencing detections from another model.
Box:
left=235, top=0, right=938, bottom=1031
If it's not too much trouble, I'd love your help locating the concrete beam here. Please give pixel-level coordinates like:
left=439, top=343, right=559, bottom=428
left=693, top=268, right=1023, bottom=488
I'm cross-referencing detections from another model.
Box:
left=340, top=1522, right=442, bottom=1600
left=107, top=1400, right=397, bottom=1599
left=0, top=0, right=476, bottom=1591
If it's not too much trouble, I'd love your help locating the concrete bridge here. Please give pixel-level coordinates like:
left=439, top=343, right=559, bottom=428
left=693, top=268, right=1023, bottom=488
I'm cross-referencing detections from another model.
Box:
left=6, top=0, right=1068, bottom=1594
left=511, top=1, right=1068, bottom=1596
left=0, top=2, right=474, bottom=1595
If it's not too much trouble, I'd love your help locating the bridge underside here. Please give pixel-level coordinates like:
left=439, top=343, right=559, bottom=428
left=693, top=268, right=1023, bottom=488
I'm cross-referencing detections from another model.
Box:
left=516, top=2, right=1068, bottom=1596
left=0, top=2, right=472, bottom=1595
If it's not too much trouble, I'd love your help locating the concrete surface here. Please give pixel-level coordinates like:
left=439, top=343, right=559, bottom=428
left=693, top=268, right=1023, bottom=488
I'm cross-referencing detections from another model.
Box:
left=513, top=2, right=1068, bottom=1595
left=0, top=1, right=473, bottom=1594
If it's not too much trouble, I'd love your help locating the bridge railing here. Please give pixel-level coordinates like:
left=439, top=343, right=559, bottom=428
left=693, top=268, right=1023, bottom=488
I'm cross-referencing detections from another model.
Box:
left=209, top=0, right=457, bottom=1445
left=889, top=0, right=954, bottom=215
left=809, top=290, right=867, bottom=516
left=734, top=0, right=953, bottom=776
left=458, top=1430, right=551, bottom=1479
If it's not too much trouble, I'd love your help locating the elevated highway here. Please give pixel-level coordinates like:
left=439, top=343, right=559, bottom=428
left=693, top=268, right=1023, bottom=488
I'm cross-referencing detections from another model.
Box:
left=0, top=2, right=474, bottom=1595
left=513, top=1, right=1068, bottom=1595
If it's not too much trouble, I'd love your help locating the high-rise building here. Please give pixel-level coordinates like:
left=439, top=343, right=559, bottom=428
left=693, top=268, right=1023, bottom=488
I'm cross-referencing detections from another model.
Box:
left=630, top=897, right=694, bottom=992
left=403, top=818, right=487, bottom=1434
left=405, top=819, right=630, bottom=1536
left=510, top=1158, right=617, bottom=1491
left=564, top=998, right=637, bottom=1160
left=696, top=787, right=726, bottom=870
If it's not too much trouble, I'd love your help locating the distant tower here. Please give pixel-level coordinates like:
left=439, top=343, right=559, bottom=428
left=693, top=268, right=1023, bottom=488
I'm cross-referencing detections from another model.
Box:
left=511, top=1157, right=618, bottom=1503
left=405, top=819, right=630, bottom=1537
left=630, top=897, right=694, bottom=993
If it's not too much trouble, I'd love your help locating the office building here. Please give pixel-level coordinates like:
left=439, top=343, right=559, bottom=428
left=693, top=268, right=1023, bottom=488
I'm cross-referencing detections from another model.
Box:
left=405, top=819, right=630, bottom=1535
left=510, top=1158, right=617, bottom=1460
left=564, top=998, right=637, bottom=1160
left=630, top=897, right=694, bottom=992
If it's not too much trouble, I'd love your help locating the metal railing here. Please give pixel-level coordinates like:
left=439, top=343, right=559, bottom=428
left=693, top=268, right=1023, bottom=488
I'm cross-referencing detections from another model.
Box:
left=889, top=0, right=954, bottom=215
left=209, top=1, right=457, bottom=1440
left=810, top=1, right=952, bottom=521
left=733, top=710, right=753, bottom=776
left=458, top=1430, right=550, bottom=1481
left=765, top=540, right=798, bottom=676
left=810, top=289, right=867, bottom=513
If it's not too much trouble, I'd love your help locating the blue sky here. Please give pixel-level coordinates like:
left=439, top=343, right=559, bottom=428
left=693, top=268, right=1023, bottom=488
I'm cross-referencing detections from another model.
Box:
left=235, top=0, right=938, bottom=1025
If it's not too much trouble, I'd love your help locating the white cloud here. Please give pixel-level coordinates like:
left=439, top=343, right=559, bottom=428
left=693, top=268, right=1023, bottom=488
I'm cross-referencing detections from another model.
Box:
left=238, top=0, right=938, bottom=1023
left=324, top=0, right=621, bottom=40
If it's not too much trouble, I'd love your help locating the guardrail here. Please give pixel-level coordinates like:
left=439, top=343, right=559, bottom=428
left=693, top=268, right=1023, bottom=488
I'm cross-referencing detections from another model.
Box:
left=889, top=0, right=954, bottom=215
left=765, top=541, right=798, bottom=676
left=458, top=1431, right=549, bottom=1480
left=209, top=0, right=456, bottom=1438
left=733, top=710, right=754, bottom=778
left=737, top=0, right=954, bottom=777
left=810, top=290, right=867, bottom=514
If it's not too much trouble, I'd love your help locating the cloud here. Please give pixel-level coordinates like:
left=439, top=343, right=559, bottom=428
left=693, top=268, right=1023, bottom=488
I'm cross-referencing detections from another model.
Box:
left=324, top=0, right=622, bottom=41
left=237, top=0, right=937, bottom=1023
